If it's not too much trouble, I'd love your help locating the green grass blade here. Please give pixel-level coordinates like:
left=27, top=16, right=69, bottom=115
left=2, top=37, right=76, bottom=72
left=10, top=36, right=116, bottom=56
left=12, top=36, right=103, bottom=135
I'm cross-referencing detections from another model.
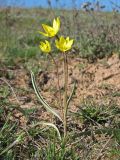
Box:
left=0, top=132, right=24, bottom=156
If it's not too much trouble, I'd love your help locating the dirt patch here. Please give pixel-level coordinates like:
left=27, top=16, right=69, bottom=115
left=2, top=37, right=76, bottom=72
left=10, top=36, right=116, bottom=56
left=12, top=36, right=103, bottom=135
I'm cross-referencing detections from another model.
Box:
left=1, top=54, right=120, bottom=114
left=39, top=54, right=120, bottom=111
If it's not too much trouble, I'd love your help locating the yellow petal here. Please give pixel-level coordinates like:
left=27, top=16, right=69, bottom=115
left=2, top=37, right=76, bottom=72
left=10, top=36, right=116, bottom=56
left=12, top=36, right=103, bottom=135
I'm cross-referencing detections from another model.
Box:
left=57, top=17, right=60, bottom=25
left=42, top=24, right=53, bottom=33
left=38, top=31, right=49, bottom=37
left=53, top=18, right=57, bottom=28
left=42, top=24, right=56, bottom=37
left=39, top=45, right=44, bottom=51
left=40, top=41, right=44, bottom=45
left=67, top=39, right=74, bottom=48
left=55, top=39, right=60, bottom=49
left=53, top=17, right=60, bottom=32
left=66, top=37, right=69, bottom=42
left=60, top=36, right=65, bottom=44
left=45, top=40, right=48, bottom=45
left=45, top=40, right=51, bottom=51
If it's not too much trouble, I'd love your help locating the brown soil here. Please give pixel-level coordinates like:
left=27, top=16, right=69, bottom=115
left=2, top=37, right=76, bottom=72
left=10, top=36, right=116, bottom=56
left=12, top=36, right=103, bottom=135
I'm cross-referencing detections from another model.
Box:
left=37, top=54, right=120, bottom=111
left=1, top=54, right=120, bottom=124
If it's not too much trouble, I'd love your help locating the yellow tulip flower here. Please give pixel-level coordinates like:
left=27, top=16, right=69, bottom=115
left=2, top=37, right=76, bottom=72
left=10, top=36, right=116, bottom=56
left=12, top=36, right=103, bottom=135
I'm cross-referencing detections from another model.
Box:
left=55, top=36, right=74, bottom=52
left=39, top=17, right=60, bottom=37
left=39, top=40, right=51, bottom=53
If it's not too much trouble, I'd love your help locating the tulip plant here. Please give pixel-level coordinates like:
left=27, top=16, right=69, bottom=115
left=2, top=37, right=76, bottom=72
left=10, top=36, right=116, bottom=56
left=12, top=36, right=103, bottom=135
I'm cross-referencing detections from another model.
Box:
left=31, top=17, right=74, bottom=140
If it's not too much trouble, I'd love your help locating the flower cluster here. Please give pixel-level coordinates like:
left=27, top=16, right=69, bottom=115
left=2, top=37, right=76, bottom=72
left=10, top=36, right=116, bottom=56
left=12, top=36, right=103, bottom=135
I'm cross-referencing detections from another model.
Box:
left=39, top=17, right=74, bottom=53
left=39, top=40, right=51, bottom=53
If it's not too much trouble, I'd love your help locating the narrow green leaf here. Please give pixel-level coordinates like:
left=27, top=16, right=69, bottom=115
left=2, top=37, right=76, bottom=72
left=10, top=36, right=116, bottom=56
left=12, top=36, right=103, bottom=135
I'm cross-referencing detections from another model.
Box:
left=30, top=122, right=61, bottom=140
left=67, top=81, right=76, bottom=107
left=31, top=71, right=63, bottom=122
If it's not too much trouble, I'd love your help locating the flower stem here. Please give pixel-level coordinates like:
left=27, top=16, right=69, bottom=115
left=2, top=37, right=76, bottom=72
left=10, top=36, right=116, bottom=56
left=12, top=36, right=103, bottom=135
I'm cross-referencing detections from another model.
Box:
left=63, top=53, right=68, bottom=138
left=49, top=53, right=62, bottom=111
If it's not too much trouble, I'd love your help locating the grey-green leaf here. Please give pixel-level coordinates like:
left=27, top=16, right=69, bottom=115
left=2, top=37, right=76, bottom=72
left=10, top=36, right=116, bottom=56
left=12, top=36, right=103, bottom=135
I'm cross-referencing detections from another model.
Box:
left=30, top=122, right=61, bottom=140
left=31, top=71, right=63, bottom=122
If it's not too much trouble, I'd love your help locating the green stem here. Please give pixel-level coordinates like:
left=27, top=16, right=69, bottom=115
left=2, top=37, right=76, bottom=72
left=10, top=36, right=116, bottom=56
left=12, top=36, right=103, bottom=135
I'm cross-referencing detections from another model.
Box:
left=49, top=53, right=62, bottom=111
left=63, top=53, right=68, bottom=138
